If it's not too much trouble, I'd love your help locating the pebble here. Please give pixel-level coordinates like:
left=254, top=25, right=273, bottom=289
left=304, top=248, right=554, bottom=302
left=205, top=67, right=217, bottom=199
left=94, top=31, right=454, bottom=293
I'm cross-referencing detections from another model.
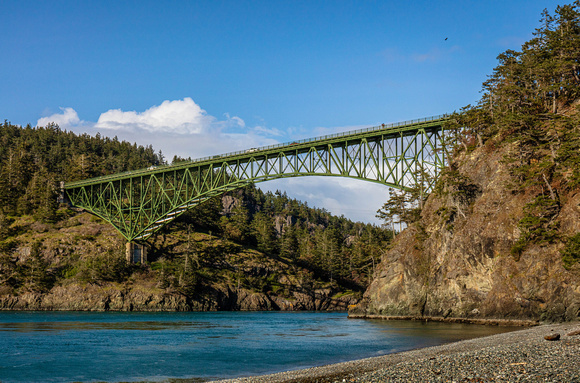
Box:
left=544, top=333, right=561, bottom=341
left=567, top=329, right=580, bottom=336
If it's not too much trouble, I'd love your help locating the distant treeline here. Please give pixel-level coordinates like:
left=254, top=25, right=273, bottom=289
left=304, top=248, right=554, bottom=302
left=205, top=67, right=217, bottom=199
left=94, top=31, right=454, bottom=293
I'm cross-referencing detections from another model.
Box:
left=0, top=121, right=163, bottom=221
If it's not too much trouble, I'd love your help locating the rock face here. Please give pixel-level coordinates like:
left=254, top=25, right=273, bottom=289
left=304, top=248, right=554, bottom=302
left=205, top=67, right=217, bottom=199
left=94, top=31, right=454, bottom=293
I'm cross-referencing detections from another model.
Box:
left=0, top=283, right=357, bottom=312
left=352, top=143, right=580, bottom=322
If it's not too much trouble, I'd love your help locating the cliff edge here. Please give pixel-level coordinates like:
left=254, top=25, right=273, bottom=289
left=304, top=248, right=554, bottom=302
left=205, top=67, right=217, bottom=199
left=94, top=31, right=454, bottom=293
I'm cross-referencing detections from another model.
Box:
left=351, top=3, right=580, bottom=322
left=351, top=140, right=580, bottom=322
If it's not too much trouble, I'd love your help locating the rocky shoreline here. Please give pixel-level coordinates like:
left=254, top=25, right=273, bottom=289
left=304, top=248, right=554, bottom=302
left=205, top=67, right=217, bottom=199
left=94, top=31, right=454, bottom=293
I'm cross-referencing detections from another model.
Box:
left=347, top=313, right=540, bottom=327
left=0, top=282, right=357, bottom=312
left=211, top=321, right=580, bottom=383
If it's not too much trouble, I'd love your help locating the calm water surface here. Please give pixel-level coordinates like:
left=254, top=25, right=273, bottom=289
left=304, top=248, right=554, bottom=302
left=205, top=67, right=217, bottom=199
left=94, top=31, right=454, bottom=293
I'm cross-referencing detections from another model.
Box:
left=0, top=311, right=519, bottom=382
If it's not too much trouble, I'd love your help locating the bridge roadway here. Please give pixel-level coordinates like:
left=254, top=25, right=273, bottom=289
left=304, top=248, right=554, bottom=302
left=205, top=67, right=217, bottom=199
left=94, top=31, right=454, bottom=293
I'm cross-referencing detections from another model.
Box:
left=64, top=115, right=450, bottom=249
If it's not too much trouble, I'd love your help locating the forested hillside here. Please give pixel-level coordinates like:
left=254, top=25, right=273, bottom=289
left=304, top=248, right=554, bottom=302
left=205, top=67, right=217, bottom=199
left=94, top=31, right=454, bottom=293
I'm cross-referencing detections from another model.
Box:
left=0, top=121, right=163, bottom=222
left=0, top=121, right=390, bottom=310
left=356, top=2, right=580, bottom=322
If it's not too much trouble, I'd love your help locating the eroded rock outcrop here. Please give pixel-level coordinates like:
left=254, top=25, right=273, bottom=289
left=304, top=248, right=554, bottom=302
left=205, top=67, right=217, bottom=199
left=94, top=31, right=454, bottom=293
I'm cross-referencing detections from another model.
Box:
left=0, top=282, right=357, bottom=312
left=352, top=143, right=580, bottom=322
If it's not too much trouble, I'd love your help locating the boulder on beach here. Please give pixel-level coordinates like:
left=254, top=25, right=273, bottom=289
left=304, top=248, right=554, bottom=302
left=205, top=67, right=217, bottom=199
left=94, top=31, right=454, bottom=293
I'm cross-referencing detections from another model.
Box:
left=543, top=333, right=560, bottom=341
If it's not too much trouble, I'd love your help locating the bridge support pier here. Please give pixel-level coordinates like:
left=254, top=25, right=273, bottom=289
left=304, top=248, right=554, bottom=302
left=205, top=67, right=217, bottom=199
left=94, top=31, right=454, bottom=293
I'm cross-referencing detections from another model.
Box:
left=126, top=242, right=147, bottom=264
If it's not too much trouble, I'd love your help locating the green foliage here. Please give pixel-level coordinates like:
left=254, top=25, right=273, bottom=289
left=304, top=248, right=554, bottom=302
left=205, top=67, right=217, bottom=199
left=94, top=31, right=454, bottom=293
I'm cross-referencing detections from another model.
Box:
left=376, top=166, right=435, bottom=232
left=554, top=115, right=580, bottom=189
left=0, top=252, right=21, bottom=289
left=0, top=213, right=14, bottom=241
left=511, top=194, right=560, bottom=258
left=0, top=121, right=164, bottom=219
left=251, top=212, right=278, bottom=254
left=182, top=195, right=223, bottom=232
left=562, top=233, right=580, bottom=269
left=443, top=106, right=493, bottom=154
left=220, top=203, right=250, bottom=242
left=21, top=242, right=55, bottom=293
left=446, top=2, right=580, bottom=150
left=176, top=254, right=202, bottom=296
left=435, top=167, right=480, bottom=204
left=279, top=225, right=299, bottom=260
left=75, top=248, right=133, bottom=284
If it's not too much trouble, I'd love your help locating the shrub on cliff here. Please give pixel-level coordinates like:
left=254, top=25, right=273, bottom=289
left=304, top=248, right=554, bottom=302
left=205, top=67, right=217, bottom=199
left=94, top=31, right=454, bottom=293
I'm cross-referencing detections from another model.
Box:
left=444, top=2, right=580, bottom=258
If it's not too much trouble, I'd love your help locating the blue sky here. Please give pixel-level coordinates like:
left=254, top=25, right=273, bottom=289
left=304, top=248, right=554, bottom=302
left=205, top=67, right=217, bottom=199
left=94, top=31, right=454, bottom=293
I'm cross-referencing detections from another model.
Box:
left=1, top=0, right=565, bottom=224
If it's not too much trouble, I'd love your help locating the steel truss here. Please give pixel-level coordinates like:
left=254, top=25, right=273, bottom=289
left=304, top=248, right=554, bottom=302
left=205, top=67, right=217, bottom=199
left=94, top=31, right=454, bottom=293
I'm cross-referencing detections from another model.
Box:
left=64, top=115, right=449, bottom=241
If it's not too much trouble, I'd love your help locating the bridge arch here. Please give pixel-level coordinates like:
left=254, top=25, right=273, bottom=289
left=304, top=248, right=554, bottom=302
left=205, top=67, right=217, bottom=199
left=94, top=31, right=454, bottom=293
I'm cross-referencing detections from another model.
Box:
left=64, top=115, right=449, bottom=241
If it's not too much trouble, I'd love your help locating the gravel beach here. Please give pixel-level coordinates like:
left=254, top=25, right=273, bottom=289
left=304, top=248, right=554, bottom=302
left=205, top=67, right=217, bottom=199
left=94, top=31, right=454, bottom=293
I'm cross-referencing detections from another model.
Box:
left=211, top=321, right=580, bottom=383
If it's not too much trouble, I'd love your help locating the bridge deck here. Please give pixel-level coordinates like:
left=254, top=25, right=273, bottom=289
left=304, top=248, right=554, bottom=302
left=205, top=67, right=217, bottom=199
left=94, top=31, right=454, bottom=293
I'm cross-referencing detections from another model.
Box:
left=64, top=115, right=448, bottom=189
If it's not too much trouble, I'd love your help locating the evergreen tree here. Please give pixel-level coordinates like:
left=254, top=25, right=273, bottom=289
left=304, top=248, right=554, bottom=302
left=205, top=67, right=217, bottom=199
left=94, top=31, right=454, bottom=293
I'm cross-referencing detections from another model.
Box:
left=280, top=225, right=299, bottom=260
left=251, top=211, right=278, bottom=254
left=221, top=203, right=251, bottom=243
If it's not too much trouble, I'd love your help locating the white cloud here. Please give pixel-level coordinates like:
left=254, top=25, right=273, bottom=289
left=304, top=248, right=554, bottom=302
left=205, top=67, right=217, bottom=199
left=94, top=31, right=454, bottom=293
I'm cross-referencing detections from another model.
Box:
left=35, top=98, right=280, bottom=159
left=95, top=97, right=215, bottom=134
left=260, top=177, right=388, bottom=225
left=412, top=47, right=443, bottom=63
left=222, top=113, right=246, bottom=129
left=412, top=45, right=462, bottom=62
left=379, top=46, right=461, bottom=65
left=37, top=107, right=83, bottom=128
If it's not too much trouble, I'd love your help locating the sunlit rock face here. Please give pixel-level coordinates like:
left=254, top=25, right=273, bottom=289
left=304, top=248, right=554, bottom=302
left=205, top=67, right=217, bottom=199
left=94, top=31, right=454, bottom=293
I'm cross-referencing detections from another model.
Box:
left=355, top=142, right=580, bottom=322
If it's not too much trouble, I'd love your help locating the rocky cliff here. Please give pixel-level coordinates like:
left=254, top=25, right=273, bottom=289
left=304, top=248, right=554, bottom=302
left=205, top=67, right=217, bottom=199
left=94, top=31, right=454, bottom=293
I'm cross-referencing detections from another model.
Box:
left=351, top=140, right=580, bottom=322
left=352, top=1, right=580, bottom=322
left=0, top=280, right=356, bottom=312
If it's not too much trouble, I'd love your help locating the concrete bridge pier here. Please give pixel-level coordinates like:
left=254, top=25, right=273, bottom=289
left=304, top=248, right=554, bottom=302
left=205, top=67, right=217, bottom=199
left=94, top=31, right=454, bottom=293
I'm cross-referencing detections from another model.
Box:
left=126, top=242, right=148, bottom=264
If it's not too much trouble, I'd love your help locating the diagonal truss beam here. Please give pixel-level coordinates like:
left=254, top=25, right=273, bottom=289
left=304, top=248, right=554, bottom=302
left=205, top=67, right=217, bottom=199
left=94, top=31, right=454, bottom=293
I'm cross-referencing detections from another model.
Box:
left=64, top=115, right=451, bottom=242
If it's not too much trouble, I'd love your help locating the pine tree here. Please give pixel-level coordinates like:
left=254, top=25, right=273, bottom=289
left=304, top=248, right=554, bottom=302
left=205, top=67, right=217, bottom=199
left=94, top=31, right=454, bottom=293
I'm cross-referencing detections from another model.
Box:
left=280, top=225, right=299, bottom=260
left=251, top=211, right=278, bottom=254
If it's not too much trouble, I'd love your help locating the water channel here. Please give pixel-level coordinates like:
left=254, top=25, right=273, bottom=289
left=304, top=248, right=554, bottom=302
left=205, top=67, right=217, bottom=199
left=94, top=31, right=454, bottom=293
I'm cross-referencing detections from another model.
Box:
left=0, top=311, right=519, bottom=382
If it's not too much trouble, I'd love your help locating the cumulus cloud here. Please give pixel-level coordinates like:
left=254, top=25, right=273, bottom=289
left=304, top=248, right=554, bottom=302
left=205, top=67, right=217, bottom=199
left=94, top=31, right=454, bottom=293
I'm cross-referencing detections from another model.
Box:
left=95, top=97, right=216, bottom=134
left=37, top=107, right=83, bottom=128
left=35, top=98, right=279, bottom=159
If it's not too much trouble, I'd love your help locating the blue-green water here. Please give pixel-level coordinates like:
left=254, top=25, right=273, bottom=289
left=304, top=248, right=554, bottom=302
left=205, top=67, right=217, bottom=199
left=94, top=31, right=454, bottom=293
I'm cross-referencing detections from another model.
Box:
left=0, top=311, right=517, bottom=382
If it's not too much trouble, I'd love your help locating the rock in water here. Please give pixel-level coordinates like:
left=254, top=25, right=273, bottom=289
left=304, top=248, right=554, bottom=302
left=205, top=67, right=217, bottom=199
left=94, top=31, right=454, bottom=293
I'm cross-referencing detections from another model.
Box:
left=544, top=333, right=560, bottom=341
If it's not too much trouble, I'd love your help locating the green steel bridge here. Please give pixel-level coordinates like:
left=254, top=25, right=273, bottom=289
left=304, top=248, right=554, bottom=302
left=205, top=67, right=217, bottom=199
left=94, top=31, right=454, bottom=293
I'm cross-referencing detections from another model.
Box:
left=64, top=115, right=450, bottom=244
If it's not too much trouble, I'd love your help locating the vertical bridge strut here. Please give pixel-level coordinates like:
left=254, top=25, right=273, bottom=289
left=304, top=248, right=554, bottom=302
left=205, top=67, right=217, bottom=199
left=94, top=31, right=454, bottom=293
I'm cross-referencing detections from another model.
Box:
left=64, top=115, right=450, bottom=242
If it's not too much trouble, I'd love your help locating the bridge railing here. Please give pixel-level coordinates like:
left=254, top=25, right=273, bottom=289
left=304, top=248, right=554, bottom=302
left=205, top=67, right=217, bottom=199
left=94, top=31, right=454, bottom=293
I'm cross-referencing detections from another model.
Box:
left=65, top=114, right=448, bottom=188
left=207, top=114, right=448, bottom=159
